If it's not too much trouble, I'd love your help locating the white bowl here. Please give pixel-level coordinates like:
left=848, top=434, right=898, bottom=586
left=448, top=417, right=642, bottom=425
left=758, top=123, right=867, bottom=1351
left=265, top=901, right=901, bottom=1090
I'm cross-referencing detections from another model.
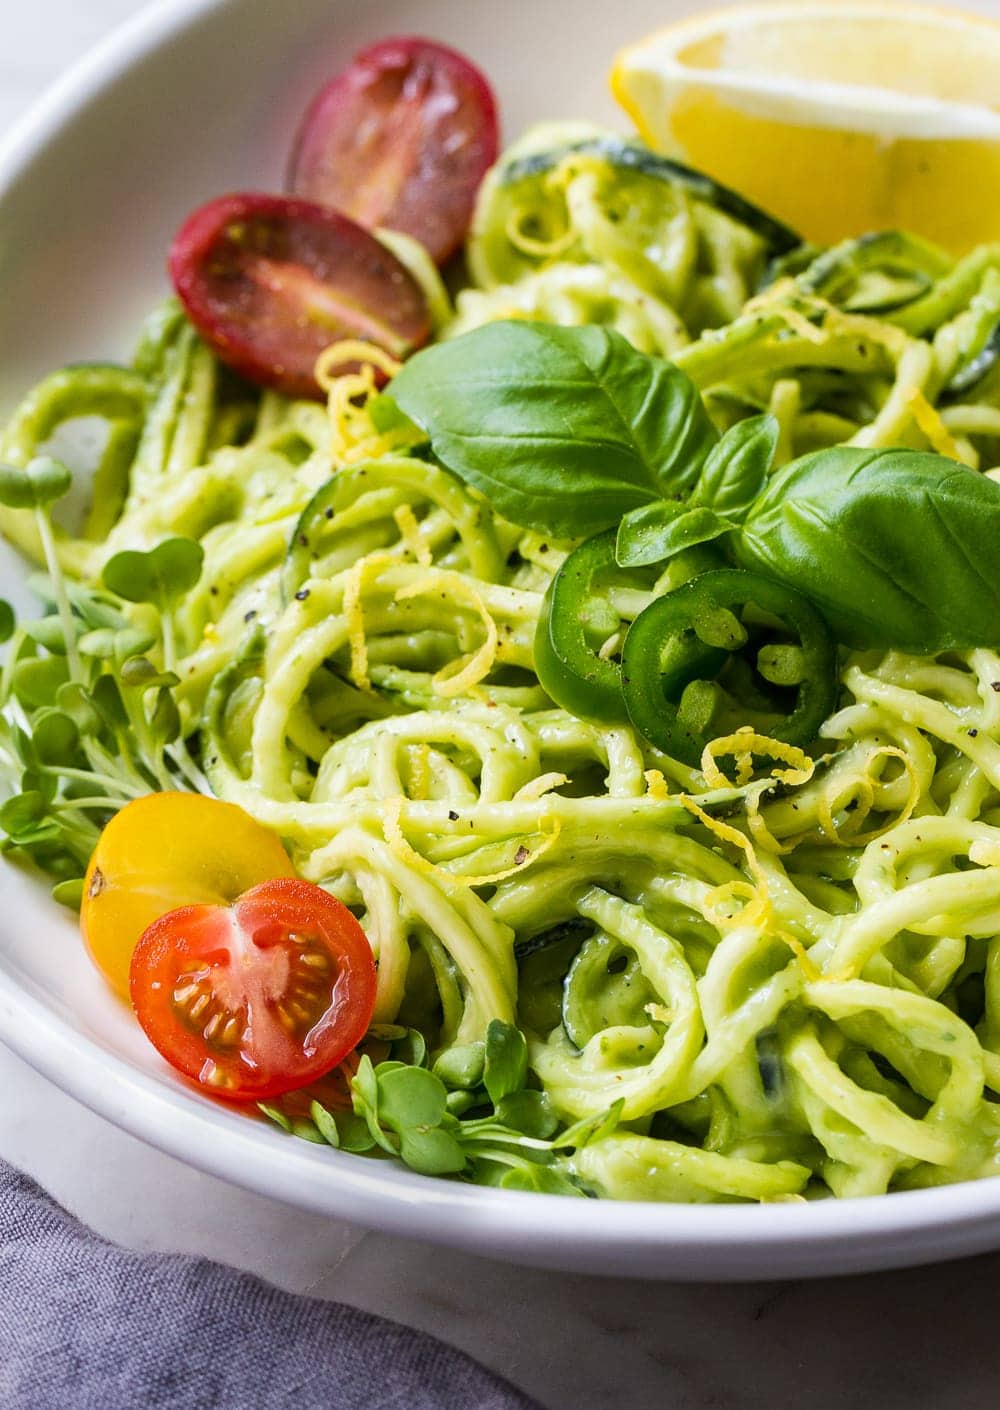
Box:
left=3, top=0, right=1000, bottom=1280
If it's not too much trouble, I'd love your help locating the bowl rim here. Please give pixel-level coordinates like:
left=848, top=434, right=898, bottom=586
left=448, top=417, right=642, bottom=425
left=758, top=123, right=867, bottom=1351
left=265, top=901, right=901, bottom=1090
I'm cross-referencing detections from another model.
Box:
left=2, top=0, right=1000, bottom=1271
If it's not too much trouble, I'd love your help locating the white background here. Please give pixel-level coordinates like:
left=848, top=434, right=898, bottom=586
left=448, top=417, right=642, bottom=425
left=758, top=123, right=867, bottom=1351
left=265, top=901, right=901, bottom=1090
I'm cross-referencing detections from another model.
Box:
left=4, top=5, right=1000, bottom=1409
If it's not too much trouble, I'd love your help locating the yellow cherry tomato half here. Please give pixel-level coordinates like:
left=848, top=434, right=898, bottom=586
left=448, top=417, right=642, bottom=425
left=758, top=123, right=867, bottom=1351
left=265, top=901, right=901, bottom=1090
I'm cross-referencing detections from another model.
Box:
left=81, top=792, right=296, bottom=998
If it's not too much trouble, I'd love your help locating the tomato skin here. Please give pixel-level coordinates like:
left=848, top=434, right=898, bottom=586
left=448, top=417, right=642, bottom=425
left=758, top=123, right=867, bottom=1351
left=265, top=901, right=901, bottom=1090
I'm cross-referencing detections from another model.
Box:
left=288, top=36, right=499, bottom=266
left=81, top=792, right=296, bottom=999
left=129, top=878, right=377, bottom=1101
left=168, top=192, right=430, bottom=398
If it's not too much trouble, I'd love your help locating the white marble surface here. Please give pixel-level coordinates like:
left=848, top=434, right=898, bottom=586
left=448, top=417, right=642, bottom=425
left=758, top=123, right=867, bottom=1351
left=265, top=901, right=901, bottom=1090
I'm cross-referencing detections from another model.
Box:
left=5, top=5, right=1000, bottom=1409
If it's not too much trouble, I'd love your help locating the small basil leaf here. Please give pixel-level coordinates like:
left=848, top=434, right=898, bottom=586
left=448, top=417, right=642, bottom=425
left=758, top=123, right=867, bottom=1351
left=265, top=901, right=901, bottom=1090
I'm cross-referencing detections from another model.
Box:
left=734, top=446, right=1000, bottom=650
left=102, top=537, right=203, bottom=608
left=616, top=502, right=733, bottom=567
left=690, top=413, right=778, bottom=518
left=375, top=1065, right=448, bottom=1132
left=397, top=1126, right=467, bottom=1176
left=483, top=1020, right=528, bottom=1106
left=0, top=456, right=72, bottom=510
left=387, top=321, right=717, bottom=537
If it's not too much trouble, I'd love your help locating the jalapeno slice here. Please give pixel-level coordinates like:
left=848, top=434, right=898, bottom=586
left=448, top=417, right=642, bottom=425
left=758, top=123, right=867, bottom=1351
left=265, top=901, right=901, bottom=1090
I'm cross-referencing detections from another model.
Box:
left=621, top=568, right=837, bottom=766
left=533, top=531, right=631, bottom=723
left=534, top=533, right=727, bottom=723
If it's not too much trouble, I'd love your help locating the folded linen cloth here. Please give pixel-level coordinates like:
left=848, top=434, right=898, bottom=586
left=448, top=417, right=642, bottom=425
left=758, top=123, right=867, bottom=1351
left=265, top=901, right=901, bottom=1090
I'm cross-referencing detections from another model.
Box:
left=0, top=1160, right=541, bottom=1410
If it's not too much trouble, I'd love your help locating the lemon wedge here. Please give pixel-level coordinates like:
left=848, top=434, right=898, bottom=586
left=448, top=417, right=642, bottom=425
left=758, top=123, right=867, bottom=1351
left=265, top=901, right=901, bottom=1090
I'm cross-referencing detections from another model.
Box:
left=611, top=2, right=1000, bottom=251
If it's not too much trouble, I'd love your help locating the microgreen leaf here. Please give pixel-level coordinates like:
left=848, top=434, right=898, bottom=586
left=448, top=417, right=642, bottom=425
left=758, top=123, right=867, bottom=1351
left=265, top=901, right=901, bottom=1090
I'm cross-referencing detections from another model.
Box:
left=309, top=1101, right=341, bottom=1148
left=375, top=1065, right=448, bottom=1132
left=0, top=600, right=14, bottom=644
left=332, top=1111, right=378, bottom=1153
left=51, top=877, right=85, bottom=909
left=497, top=1164, right=585, bottom=1196
left=31, top=710, right=80, bottom=766
left=23, top=617, right=69, bottom=655
left=118, top=656, right=179, bottom=690
left=397, top=1126, right=466, bottom=1176
left=102, top=537, right=204, bottom=609
left=493, top=1090, right=558, bottom=1140
left=483, top=1020, right=528, bottom=1106
left=0, top=456, right=72, bottom=510
left=551, top=1098, right=625, bottom=1151
left=78, top=626, right=157, bottom=663
left=388, top=1026, right=427, bottom=1068
left=258, top=1102, right=293, bottom=1133
left=90, top=674, right=129, bottom=731
left=432, top=1042, right=486, bottom=1091
left=149, top=686, right=181, bottom=743
left=56, top=683, right=102, bottom=737
left=12, top=656, right=70, bottom=710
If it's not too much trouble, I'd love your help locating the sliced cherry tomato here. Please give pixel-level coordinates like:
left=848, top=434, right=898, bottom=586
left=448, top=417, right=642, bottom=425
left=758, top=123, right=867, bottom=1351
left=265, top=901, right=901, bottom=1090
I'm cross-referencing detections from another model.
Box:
left=129, top=878, right=377, bottom=1101
left=287, top=36, right=499, bottom=266
left=168, top=193, right=431, bottom=398
left=81, top=792, right=296, bottom=998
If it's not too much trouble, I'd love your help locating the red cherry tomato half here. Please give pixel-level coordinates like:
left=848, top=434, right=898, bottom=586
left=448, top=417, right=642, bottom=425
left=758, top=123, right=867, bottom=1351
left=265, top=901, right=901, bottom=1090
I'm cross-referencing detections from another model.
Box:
left=129, top=877, right=377, bottom=1101
left=168, top=192, right=431, bottom=398
left=287, top=36, right=499, bottom=266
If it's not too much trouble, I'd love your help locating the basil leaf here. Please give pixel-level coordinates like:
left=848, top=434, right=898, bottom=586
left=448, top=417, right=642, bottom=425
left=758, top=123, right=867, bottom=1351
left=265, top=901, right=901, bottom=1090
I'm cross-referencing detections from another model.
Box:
left=733, top=446, right=1000, bottom=650
left=616, top=502, right=733, bottom=567
left=387, top=321, right=717, bottom=537
left=691, top=414, right=778, bottom=517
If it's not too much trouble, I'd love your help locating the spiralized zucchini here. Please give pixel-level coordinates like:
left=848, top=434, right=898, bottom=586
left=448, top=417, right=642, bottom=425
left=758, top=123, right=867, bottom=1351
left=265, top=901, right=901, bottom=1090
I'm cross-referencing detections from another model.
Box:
left=5, top=123, right=1000, bottom=1202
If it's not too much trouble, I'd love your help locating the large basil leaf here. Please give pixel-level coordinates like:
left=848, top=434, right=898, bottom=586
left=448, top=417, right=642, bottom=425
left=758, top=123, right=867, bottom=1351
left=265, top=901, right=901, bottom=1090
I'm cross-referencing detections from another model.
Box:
left=733, top=446, right=1000, bottom=651
left=387, top=321, right=718, bottom=537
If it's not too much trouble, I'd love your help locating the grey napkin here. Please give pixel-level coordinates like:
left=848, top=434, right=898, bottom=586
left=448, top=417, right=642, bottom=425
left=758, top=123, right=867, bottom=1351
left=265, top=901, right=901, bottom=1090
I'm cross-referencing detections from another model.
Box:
left=0, top=1160, right=541, bottom=1410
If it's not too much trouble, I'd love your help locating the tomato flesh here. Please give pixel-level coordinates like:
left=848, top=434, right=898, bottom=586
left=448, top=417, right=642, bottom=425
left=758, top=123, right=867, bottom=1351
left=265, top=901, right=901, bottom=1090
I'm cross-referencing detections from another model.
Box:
left=287, top=36, right=499, bottom=266
left=130, top=878, right=377, bottom=1100
left=168, top=193, right=431, bottom=398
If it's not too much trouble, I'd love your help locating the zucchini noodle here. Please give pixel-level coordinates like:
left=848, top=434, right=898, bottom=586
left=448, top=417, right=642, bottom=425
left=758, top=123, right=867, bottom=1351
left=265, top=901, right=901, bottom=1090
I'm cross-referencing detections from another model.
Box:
left=5, top=121, right=1000, bottom=1203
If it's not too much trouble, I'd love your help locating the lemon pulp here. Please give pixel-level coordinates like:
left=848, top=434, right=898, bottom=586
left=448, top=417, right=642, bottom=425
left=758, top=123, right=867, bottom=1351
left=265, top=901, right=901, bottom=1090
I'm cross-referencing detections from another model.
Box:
left=612, top=3, right=1000, bottom=253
